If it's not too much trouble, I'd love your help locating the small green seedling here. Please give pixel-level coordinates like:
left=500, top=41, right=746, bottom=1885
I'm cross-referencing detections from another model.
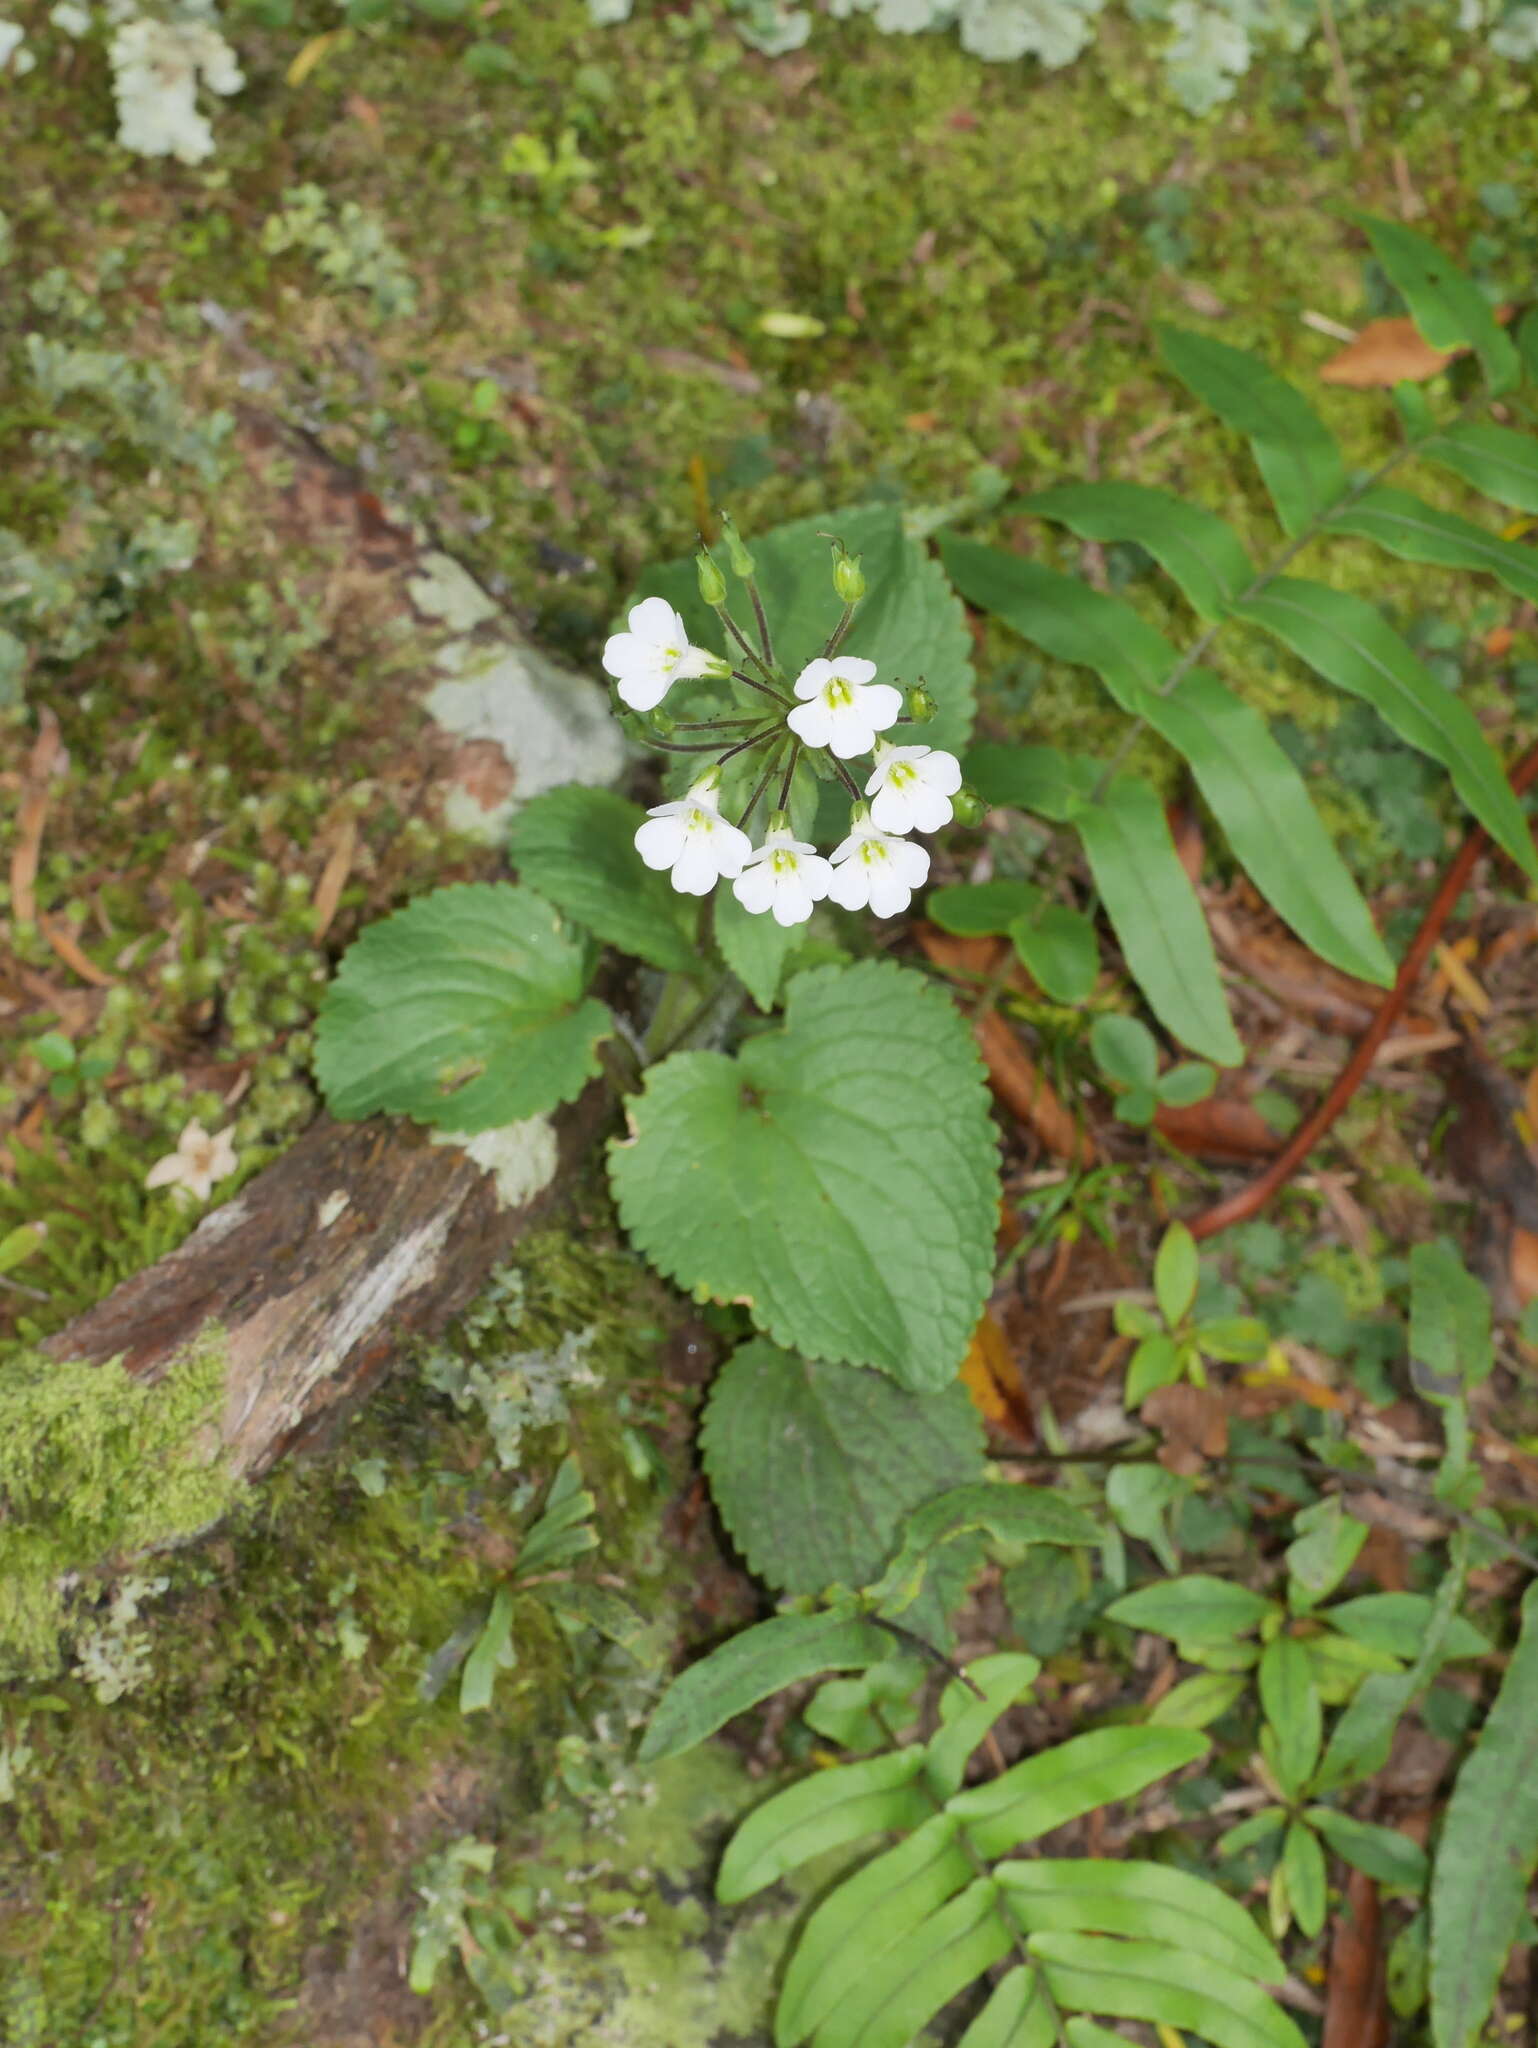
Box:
left=1089, top=1013, right=1215, bottom=1127
left=1115, top=1221, right=1269, bottom=1405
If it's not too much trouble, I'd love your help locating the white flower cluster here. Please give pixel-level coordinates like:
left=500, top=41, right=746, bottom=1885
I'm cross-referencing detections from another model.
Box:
left=108, top=6, right=244, bottom=164
left=603, top=597, right=963, bottom=929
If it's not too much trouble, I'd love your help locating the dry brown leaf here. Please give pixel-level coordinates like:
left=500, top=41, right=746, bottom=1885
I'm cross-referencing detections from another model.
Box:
left=1319, top=317, right=1459, bottom=387
left=1143, top=1381, right=1228, bottom=1474
left=10, top=708, right=63, bottom=926
left=1322, top=1867, right=1390, bottom=2048
left=1153, top=1095, right=1284, bottom=1163
left=310, top=814, right=358, bottom=939
left=960, top=1309, right=1035, bottom=1446
left=39, top=916, right=116, bottom=988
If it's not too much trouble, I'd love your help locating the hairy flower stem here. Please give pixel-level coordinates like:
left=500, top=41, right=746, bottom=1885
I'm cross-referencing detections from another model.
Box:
left=730, top=666, right=793, bottom=709
left=737, top=739, right=789, bottom=830
left=717, top=605, right=780, bottom=684
left=671, top=717, right=765, bottom=732
left=829, top=756, right=863, bottom=802
left=745, top=576, right=776, bottom=667
left=822, top=601, right=857, bottom=659
left=715, top=726, right=780, bottom=771
left=648, top=735, right=761, bottom=755
left=777, top=741, right=802, bottom=812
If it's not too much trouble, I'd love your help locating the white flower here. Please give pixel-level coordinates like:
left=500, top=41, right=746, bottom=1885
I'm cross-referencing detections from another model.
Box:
left=602, top=596, right=727, bottom=714
left=864, top=739, right=962, bottom=835
left=785, top=656, right=902, bottom=760
left=731, top=826, right=832, bottom=928
left=0, top=19, right=35, bottom=70
left=144, top=1119, right=239, bottom=1202
left=51, top=3, right=92, bottom=34
left=634, top=775, right=751, bottom=896
left=827, top=814, right=930, bottom=918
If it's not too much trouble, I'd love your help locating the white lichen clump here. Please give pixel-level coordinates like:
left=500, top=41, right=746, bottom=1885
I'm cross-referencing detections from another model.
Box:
left=107, top=4, right=244, bottom=164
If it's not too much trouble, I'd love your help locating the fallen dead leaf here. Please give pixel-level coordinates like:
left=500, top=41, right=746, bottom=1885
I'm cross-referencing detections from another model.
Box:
left=311, top=814, right=359, bottom=939
left=1319, top=316, right=1459, bottom=388
left=39, top=916, right=116, bottom=988
left=1322, top=1867, right=1389, bottom=2048
left=1153, top=1095, right=1284, bottom=1164
left=1143, top=1381, right=1228, bottom=1475
left=10, top=707, right=63, bottom=926
left=960, top=1308, right=1035, bottom=1446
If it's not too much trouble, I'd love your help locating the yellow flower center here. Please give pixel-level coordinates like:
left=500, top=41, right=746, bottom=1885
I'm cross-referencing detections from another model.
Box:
left=823, top=678, right=853, bottom=709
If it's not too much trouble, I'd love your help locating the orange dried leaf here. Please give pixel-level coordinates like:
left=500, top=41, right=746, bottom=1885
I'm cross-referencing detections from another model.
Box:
left=960, top=1309, right=1034, bottom=1445
left=1319, top=317, right=1458, bottom=387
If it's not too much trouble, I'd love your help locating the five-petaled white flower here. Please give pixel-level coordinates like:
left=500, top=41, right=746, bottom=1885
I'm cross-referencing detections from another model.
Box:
left=634, top=774, right=751, bottom=896
left=144, top=1120, right=239, bottom=1203
left=785, top=656, right=903, bottom=760
left=732, top=826, right=833, bottom=928
left=827, top=814, right=930, bottom=918
left=865, top=739, right=962, bottom=835
left=602, top=597, right=727, bottom=713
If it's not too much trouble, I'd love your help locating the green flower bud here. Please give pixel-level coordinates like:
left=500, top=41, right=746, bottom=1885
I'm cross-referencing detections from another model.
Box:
left=695, top=548, right=727, bottom=608
left=905, top=683, right=937, bottom=724
left=950, top=784, right=986, bottom=827
left=720, top=513, right=755, bottom=580
left=649, top=707, right=677, bottom=738
left=831, top=543, right=865, bottom=605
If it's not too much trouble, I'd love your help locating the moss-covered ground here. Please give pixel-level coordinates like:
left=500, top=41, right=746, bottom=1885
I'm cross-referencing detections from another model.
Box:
left=3, top=2, right=1538, bottom=2039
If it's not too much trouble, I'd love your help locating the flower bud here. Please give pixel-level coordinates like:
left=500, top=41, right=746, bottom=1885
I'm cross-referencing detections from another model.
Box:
left=720, top=513, right=755, bottom=580
left=766, top=807, right=791, bottom=837
left=831, top=543, right=865, bottom=605
left=649, top=708, right=676, bottom=738
left=695, top=548, right=727, bottom=608
left=950, top=784, right=986, bottom=827
left=905, top=683, right=936, bottom=724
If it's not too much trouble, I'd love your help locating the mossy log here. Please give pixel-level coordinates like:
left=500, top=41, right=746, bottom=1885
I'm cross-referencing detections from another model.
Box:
left=41, top=416, right=625, bottom=1485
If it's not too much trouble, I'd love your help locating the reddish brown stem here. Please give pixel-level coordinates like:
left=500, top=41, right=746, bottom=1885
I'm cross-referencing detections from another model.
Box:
left=1188, top=739, right=1538, bottom=1242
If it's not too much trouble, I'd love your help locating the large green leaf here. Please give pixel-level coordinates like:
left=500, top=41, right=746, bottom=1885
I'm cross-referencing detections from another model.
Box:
left=1024, top=480, right=1254, bottom=621
left=935, top=537, right=1416, bottom=988
left=716, top=1748, right=932, bottom=1903
left=965, top=742, right=1097, bottom=822
left=1419, top=421, right=1538, bottom=516
left=1325, top=1593, right=1489, bottom=1664
left=1431, top=1578, right=1538, bottom=2048
left=927, top=1655, right=1041, bottom=1799
left=1107, top=1575, right=1277, bottom=1644
left=635, top=502, right=976, bottom=755
left=506, top=783, right=699, bottom=974
left=998, top=1859, right=1285, bottom=1981
left=956, top=1967, right=1058, bottom=2048
left=1159, top=325, right=1347, bottom=536
left=775, top=1812, right=973, bottom=2046
left=313, top=881, right=610, bottom=1132
left=1032, top=1932, right=1306, bottom=2048
left=950, top=1726, right=1207, bottom=1859
left=609, top=960, right=998, bottom=1387
left=1236, top=577, right=1536, bottom=876
left=638, top=1611, right=890, bottom=1764
left=1328, top=486, right=1538, bottom=607
left=714, top=879, right=807, bottom=1011
left=701, top=1340, right=984, bottom=1596
left=1355, top=214, right=1519, bottom=395
left=1072, top=778, right=1242, bottom=1065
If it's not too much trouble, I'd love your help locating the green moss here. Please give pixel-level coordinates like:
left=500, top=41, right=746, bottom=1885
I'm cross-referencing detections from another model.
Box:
left=0, top=1331, right=238, bottom=1679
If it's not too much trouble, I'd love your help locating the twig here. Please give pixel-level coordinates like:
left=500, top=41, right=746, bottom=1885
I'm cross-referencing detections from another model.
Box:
left=1316, top=0, right=1364, bottom=152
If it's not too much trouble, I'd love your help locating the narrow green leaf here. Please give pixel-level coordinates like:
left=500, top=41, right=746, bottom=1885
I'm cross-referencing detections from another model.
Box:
left=1284, top=1497, right=1368, bottom=1610
left=1328, top=485, right=1538, bottom=607
left=1148, top=1670, right=1247, bottom=1729
left=1236, top=577, right=1536, bottom=877
left=1430, top=1577, right=1538, bottom=2048
left=1146, top=668, right=1394, bottom=986
left=998, top=1858, right=1285, bottom=1980
left=1259, top=1637, right=1322, bottom=1797
left=1071, top=778, right=1241, bottom=1066
left=955, top=1965, right=1058, bottom=2048
left=926, top=1653, right=1040, bottom=1799
left=775, top=1812, right=971, bottom=2046
left=1325, top=1594, right=1489, bottom=1665
left=950, top=1726, right=1207, bottom=1859
left=506, top=784, right=700, bottom=974
left=716, top=1748, right=932, bottom=1904
left=1034, top=1931, right=1305, bottom=2048
left=1159, top=325, right=1347, bottom=536
left=1354, top=214, right=1519, bottom=395
left=1410, top=1241, right=1494, bottom=1394
left=826, top=1878, right=1014, bottom=2048
left=928, top=879, right=1044, bottom=938
left=701, top=1341, right=984, bottom=1597
left=638, top=1611, right=891, bottom=1764
left=937, top=540, right=1173, bottom=703
left=804, top=1655, right=927, bottom=1751
left=1420, top=421, right=1538, bottom=516
left=1282, top=1819, right=1328, bottom=1937
left=1154, top=1222, right=1199, bottom=1327
left=313, top=881, right=610, bottom=1132
left=610, top=961, right=999, bottom=1389
left=1305, top=1808, right=1428, bottom=1890
left=1106, top=1574, right=1277, bottom=1644
left=1064, top=2022, right=1147, bottom=2048
left=459, top=1586, right=516, bottom=1714
left=1126, top=1335, right=1182, bottom=1406
left=1024, top=479, right=1254, bottom=620
left=548, top=1581, right=647, bottom=1652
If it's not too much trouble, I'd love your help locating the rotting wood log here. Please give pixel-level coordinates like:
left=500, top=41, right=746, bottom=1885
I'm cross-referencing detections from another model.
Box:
left=40, top=415, right=627, bottom=1481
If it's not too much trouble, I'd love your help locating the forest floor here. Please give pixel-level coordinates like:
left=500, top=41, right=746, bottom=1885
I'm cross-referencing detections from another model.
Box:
left=4, top=3, right=1538, bottom=2042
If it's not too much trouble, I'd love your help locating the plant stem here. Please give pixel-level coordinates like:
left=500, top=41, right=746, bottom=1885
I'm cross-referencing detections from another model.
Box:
left=777, top=741, right=802, bottom=813
left=718, top=606, right=780, bottom=684
left=731, top=666, right=794, bottom=709
left=745, top=576, right=776, bottom=668
left=716, top=726, right=778, bottom=770
left=738, top=739, right=788, bottom=830
left=822, top=601, right=857, bottom=659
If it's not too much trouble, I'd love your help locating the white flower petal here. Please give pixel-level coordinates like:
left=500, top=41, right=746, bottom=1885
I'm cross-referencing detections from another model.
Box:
left=732, top=864, right=778, bottom=915
left=793, top=657, right=834, bottom=700
left=860, top=682, right=903, bottom=731
left=627, top=595, right=685, bottom=643
left=786, top=700, right=836, bottom=749
left=635, top=815, right=686, bottom=870
left=671, top=840, right=723, bottom=894
left=827, top=860, right=870, bottom=910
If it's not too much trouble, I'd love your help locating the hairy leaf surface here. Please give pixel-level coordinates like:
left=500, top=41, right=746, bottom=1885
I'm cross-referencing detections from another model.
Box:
left=506, top=783, right=699, bottom=973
